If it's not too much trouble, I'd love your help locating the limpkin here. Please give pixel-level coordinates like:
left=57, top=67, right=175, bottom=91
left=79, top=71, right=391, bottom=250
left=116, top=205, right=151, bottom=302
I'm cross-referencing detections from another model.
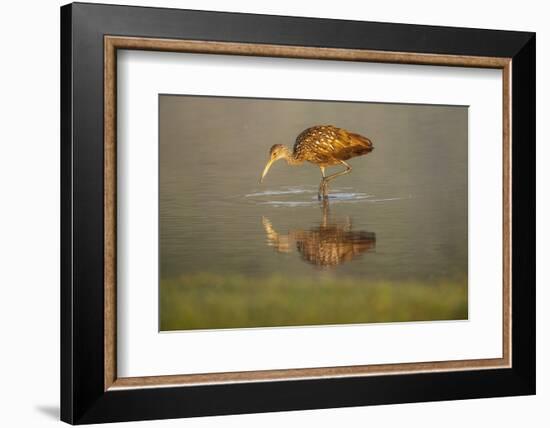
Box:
left=260, top=125, right=374, bottom=199
left=261, top=203, right=376, bottom=268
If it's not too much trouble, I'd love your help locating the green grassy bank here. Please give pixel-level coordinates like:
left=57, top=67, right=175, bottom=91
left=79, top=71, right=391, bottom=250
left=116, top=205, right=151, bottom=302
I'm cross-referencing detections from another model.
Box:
left=160, top=273, right=467, bottom=331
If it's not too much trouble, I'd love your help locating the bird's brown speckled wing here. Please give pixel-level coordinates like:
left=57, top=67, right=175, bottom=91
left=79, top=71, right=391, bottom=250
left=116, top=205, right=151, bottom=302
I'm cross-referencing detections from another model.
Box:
left=293, top=125, right=373, bottom=165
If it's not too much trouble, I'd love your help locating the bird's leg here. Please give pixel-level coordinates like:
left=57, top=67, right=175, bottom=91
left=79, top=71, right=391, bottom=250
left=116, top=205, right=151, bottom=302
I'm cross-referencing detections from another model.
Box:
left=321, top=180, right=329, bottom=199
left=325, top=161, right=353, bottom=182
left=322, top=161, right=353, bottom=198
left=318, top=166, right=327, bottom=200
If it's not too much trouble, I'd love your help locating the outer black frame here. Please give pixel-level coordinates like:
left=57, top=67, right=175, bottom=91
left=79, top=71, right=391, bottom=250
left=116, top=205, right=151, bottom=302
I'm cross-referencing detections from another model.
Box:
left=61, top=2, right=535, bottom=424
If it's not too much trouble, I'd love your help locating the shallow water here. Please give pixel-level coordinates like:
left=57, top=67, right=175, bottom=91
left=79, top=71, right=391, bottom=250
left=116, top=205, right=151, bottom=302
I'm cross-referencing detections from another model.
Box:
left=159, top=95, right=468, bottom=329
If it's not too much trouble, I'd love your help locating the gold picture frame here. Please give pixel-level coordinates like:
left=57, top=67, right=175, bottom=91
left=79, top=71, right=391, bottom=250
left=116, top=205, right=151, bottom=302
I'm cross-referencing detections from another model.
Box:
left=103, top=36, right=512, bottom=391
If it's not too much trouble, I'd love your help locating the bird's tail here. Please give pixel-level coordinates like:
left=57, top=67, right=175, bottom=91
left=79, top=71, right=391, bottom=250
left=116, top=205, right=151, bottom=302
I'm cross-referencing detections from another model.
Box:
left=349, top=133, right=374, bottom=153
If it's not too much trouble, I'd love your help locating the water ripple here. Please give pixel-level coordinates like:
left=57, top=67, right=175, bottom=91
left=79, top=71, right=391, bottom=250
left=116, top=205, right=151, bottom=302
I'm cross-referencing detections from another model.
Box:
left=244, top=185, right=411, bottom=207
left=244, top=186, right=317, bottom=197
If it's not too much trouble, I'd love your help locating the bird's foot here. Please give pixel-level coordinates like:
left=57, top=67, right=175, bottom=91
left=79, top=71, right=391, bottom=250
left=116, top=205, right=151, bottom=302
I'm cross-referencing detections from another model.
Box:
left=318, top=183, right=329, bottom=200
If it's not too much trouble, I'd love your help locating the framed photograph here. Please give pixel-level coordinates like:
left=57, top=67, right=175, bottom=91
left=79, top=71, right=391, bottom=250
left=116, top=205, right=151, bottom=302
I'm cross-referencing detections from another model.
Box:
left=60, top=2, right=535, bottom=424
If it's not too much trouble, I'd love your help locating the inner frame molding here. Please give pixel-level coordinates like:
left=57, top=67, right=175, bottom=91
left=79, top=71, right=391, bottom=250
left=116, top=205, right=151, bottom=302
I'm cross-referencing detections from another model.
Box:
left=104, top=35, right=512, bottom=391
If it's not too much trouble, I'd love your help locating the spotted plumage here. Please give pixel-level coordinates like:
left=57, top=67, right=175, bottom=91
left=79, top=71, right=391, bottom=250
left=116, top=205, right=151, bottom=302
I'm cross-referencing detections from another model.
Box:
left=293, top=125, right=373, bottom=166
left=260, top=125, right=374, bottom=200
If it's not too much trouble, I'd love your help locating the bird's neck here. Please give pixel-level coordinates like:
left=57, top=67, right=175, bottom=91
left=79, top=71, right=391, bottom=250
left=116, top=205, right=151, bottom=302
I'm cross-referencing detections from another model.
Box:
left=283, top=148, right=303, bottom=166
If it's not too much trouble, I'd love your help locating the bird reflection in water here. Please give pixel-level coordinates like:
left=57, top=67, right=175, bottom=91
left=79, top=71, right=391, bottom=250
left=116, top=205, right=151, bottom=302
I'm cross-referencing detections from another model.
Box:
left=261, top=202, right=376, bottom=268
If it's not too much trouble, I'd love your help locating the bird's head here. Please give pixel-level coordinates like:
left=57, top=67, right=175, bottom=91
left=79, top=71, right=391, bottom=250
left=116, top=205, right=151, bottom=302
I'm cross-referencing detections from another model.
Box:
left=260, top=144, right=289, bottom=183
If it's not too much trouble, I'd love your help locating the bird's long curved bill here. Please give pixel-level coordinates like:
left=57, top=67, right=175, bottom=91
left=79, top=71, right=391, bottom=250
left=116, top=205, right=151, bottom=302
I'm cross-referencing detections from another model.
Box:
left=260, top=159, right=274, bottom=183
